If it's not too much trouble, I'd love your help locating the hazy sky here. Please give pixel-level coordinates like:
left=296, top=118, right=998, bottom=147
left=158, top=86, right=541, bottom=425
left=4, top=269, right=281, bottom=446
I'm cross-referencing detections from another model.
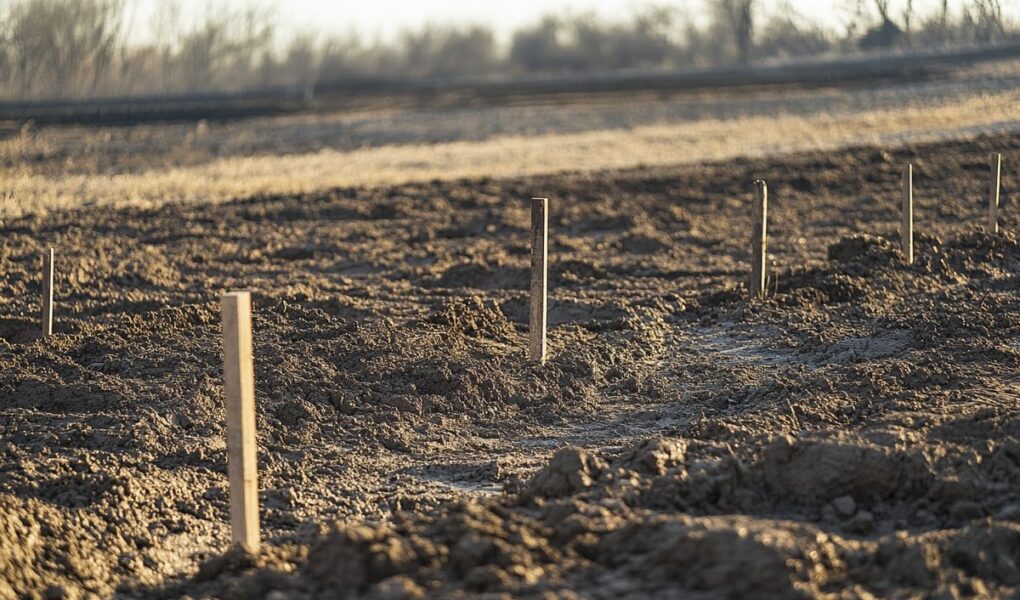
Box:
left=127, top=0, right=1018, bottom=44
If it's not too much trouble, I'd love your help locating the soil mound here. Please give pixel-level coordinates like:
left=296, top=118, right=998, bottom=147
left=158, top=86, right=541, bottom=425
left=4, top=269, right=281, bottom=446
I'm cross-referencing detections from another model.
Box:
left=158, top=427, right=1020, bottom=598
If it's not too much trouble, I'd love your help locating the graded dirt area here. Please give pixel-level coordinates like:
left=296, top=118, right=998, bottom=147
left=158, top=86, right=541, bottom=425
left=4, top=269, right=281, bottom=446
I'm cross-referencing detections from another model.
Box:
left=1, top=132, right=1019, bottom=599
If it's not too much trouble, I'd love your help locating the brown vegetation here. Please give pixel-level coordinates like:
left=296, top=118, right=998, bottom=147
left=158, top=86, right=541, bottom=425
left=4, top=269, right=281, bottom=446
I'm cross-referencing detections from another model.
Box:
left=2, top=78, right=1016, bottom=218
left=0, top=0, right=1016, bottom=100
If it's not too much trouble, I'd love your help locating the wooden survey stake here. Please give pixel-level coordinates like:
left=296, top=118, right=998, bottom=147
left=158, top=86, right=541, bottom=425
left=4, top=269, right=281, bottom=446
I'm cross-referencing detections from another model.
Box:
left=750, top=181, right=768, bottom=300
left=989, top=153, right=1002, bottom=234
left=222, top=291, right=260, bottom=551
left=41, top=249, right=54, bottom=337
left=902, top=164, right=914, bottom=264
left=530, top=198, right=548, bottom=364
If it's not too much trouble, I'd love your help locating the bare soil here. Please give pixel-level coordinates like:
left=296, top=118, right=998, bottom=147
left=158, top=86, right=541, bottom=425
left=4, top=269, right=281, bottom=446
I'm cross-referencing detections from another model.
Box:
left=1, top=132, right=1019, bottom=599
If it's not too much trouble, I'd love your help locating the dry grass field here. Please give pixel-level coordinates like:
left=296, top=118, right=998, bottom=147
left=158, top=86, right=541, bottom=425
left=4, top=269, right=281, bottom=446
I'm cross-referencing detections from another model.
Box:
left=2, top=59, right=1019, bottom=218
left=1, top=61, right=1020, bottom=599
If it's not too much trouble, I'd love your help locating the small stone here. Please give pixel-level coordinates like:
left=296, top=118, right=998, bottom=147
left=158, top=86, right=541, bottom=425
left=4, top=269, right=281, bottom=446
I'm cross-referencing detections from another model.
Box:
left=370, top=575, right=425, bottom=600
left=522, top=447, right=607, bottom=500
left=870, top=150, right=893, bottom=164
left=118, top=552, right=141, bottom=571
left=832, top=496, right=856, bottom=519
left=846, top=510, right=875, bottom=534
left=203, top=486, right=226, bottom=501
left=338, top=397, right=357, bottom=416
left=465, top=565, right=513, bottom=591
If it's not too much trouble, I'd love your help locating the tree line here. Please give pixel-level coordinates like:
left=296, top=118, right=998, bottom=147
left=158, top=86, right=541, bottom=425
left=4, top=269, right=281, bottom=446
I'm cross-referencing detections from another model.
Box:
left=0, top=0, right=1013, bottom=100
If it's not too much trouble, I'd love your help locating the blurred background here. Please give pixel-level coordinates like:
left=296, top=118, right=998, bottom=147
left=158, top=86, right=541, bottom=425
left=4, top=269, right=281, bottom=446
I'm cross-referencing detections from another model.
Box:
left=1, top=0, right=1017, bottom=218
left=0, top=0, right=1016, bottom=100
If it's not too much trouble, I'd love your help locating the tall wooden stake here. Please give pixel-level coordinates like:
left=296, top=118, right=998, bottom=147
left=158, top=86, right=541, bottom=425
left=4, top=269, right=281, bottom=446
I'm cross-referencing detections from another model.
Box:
left=530, top=198, right=548, bottom=364
left=989, top=153, right=1002, bottom=234
left=902, top=164, right=914, bottom=264
left=41, top=248, right=54, bottom=337
left=750, top=180, right=768, bottom=300
left=222, top=291, right=260, bottom=551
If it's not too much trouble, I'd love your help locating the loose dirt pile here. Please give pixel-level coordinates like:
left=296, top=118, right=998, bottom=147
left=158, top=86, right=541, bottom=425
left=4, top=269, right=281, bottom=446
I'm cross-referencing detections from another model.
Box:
left=1, top=133, right=1018, bottom=599
left=163, top=432, right=1020, bottom=599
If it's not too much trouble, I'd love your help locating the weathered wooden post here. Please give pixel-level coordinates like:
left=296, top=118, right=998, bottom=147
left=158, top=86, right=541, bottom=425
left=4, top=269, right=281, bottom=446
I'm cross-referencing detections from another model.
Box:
left=902, top=164, right=914, bottom=264
left=749, top=180, right=768, bottom=300
left=41, top=248, right=54, bottom=337
left=989, top=153, right=1002, bottom=234
left=530, top=198, right=548, bottom=364
left=221, top=291, right=260, bottom=551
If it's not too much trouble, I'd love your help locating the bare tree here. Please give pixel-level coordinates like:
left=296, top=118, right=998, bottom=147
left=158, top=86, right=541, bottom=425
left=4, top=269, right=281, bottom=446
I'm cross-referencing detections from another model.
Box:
left=902, top=0, right=916, bottom=42
left=317, top=33, right=402, bottom=81
left=169, top=4, right=275, bottom=92
left=3, top=0, right=123, bottom=98
left=150, top=0, right=181, bottom=91
left=0, top=0, right=1015, bottom=101
left=970, top=0, right=1006, bottom=41
left=282, top=33, right=318, bottom=89
left=712, top=0, right=756, bottom=64
left=840, top=0, right=870, bottom=42
left=758, top=2, right=833, bottom=59
left=509, top=18, right=564, bottom=72
left=853, top=0, right=905, bottom=49
left=509, top=10, right=682, bottom=73
left=873, top=0, right=892, bottom=23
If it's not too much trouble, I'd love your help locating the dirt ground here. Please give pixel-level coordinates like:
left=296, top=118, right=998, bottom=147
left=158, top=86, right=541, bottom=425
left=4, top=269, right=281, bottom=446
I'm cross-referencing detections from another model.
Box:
left=1, top=132, right=1019, bottom=599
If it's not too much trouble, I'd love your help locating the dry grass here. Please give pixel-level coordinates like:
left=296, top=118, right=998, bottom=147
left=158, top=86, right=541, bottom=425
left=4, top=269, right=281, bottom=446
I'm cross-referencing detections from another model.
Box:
left=2, top=90, right=1018, bottom=218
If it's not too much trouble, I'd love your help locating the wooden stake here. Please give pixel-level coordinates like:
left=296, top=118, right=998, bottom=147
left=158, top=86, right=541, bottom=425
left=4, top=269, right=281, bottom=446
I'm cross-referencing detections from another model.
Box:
left=902, top=164, right=914, bottom=264
left=221, top=291, right=260, bottom=551
left=41, top=248, right=54, bottom=337
left=750, top=180, right=768, bottom=300
left=989, top=153, right=1002, bottom=234
left=529, top=198, right=548, bottom=364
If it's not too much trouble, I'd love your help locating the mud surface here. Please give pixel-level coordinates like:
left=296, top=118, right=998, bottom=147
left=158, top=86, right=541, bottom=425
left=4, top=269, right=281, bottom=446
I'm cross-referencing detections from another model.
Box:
left=1, top=133, right=1019, bottom=599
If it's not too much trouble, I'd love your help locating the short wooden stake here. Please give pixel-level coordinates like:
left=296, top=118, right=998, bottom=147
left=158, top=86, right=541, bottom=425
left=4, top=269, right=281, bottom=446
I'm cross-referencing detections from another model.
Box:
left=529, top=198, right=548, bottom=364
left=989, top=153, right=1002, bottom=234
left=41, top=248, right=54, bottom=336
left=902, top=164, right=914, bottom=264
left=750, top=180, right=768, bottom=300
left=222, top=291, right=260, bottom=551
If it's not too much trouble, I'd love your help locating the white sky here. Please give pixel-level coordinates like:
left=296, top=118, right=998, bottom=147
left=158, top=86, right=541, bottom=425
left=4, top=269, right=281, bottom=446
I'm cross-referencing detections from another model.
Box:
left=125, top=0, right=1019, bottom=45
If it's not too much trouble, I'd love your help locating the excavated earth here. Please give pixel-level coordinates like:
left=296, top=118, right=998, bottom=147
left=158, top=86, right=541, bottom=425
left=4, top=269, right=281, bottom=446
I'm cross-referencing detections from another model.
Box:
left=1, top=133, right=1019, bottom=599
